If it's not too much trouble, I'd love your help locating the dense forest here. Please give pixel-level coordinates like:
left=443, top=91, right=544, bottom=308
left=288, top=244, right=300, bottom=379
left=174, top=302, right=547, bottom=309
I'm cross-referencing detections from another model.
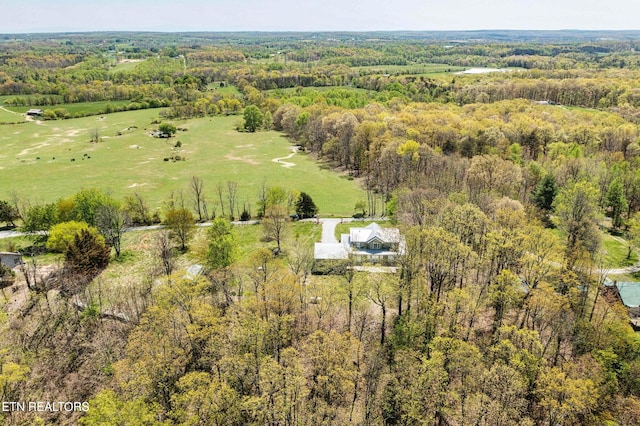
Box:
left=3, top=31, right=640, bottom=425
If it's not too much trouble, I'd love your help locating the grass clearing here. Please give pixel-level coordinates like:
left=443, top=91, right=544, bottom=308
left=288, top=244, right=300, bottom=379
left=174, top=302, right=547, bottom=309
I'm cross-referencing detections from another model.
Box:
left=354, top=63, right=465, bottom=75
left=0, top=110, right=365, bottom=216
left=0, top=107, right=24, bottom=124
left=6, top=100, right=136, bottom=116
left=266, top=86, right=374, bottom=95
left=108, top=59, right=145, bottom=73
left=601, top=233, right=637, bottom=268
left=208, top=84, right=242, bottom=96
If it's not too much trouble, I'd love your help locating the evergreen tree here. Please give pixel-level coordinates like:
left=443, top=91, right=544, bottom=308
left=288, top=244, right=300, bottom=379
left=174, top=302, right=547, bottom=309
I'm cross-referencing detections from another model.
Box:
left=295, top=192, right=318, bottom=219
left=532, top=174, right=558, bottom=212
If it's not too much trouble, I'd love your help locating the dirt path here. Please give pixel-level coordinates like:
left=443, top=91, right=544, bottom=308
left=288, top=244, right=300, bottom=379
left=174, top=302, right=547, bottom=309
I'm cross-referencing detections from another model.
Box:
left=272, top=146, right=298, bottom=168
left=0, top=106, right=20, bottom=115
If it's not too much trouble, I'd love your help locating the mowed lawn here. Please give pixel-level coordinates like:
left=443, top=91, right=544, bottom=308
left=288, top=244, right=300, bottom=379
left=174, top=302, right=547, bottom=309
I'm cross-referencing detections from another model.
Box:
left=0, top=109, right=366, bottom=216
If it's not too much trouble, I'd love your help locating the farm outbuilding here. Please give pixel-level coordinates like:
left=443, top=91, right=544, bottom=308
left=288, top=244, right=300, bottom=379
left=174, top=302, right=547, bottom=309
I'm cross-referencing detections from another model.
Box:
left=0, top=252, right=23, bottom=269
left=26, top=109, right=44, bottom=116
left=605, top=279, right=640, bottom=330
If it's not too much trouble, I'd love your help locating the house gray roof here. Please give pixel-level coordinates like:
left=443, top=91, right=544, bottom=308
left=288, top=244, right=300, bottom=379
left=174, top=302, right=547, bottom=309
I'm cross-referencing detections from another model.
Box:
left=0, top=252, right=22, bottom=269
left=350, top=223, right=400, bottom=244
left=614, top=282, right=640, bottom=308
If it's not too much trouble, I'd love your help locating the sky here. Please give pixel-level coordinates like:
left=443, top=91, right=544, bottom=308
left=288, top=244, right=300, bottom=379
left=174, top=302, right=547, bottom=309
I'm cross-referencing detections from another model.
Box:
left=3, top=0, right=640, bottom=33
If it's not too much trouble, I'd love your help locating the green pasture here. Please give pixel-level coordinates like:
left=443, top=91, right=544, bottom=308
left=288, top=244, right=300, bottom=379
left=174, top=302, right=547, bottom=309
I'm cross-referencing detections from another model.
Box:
left=6, top=100, right=134, bottom=116
left=208, top=84, right=242, bottom=96
left=354, top=63, right=465, bottom=75
left=108, top=59, right=146, bottom=73
left=0, top=109, right=365, bottom=216
left=266, top=86, right=374, bottom=95
left=0, top=107, right=24, bottom=124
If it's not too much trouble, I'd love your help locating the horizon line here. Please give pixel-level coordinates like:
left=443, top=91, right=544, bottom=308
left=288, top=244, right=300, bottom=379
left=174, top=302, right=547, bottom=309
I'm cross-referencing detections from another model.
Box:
left=3, top=28, right=640, bottom=36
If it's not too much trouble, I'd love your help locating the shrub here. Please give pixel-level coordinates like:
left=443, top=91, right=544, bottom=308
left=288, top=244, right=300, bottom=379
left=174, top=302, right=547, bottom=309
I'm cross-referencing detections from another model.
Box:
left=47, top=221, right=101, bottom=253
left=64, top=229, right=110, bottom=277
left=0, top=264, right=16, bottom=288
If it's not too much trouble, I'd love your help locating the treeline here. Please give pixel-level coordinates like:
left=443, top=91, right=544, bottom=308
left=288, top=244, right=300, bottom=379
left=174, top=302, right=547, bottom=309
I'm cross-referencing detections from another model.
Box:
left=5, top=36, right=640, bottom=112
left=7, top=36, right=640, bottom=117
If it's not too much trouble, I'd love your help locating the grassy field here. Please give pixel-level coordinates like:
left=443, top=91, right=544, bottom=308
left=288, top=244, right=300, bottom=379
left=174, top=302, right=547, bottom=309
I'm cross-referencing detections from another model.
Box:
left=6, top=100, right=135, bottom=116
left=108, top=59, right=146, bottom=73
left=0, top=109, right=366, bottom=216
left=354, top=63, right=465, bottom=75
left=208, top=84, right=242, bottom=96
left=267, top=86, right=373, bottom=95
left=0, top=107, right=24, bottom=124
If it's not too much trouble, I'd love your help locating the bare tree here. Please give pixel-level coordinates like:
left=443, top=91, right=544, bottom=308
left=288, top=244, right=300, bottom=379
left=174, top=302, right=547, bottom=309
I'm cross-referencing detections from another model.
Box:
left=287, top=237, right=314, bottom=287
left=263, top=205, right=288, bottom=254
left=257, top=180, right=268, bottom=218
left=366, top=274, right=394, bottom=345
left=10, top=190, right=25, bottom=221
left=341, top=256, right=357, bottom=333
left=227, top=181, right=238, bottom=220
left=155, top=230, right=175, bottom=276
left=97, top=204, right=130, bottom=258
left=287, top=189, right=298, bottom=214
left=190, top=176, right=206, bottom=222
left=216, top=182, right=226, bottom=218
left=19, top=248, right=40, bottom=292
left=124, top=190, right=151, bottom=225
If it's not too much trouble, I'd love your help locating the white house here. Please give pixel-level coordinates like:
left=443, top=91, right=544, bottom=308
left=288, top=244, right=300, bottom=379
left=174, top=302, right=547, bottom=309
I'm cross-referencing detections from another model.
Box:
left=314, top=223, right=403, bottom=264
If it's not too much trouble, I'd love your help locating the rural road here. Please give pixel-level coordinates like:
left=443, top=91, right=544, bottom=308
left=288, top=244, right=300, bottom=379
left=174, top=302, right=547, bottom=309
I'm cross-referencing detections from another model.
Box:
left=0, top=220, right=261, bottom=240
left=602, top=263, right=640, bottom=275
left=0, top=218, right=378, bottom=242
left=0, top=230, right=25, bottom=240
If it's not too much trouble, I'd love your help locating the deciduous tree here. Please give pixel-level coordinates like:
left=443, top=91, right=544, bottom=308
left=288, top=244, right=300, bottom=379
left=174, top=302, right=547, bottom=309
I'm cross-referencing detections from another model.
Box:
left=165, top=207, right=195, bottom=251
left=554, top=180, right=601, bottom=268
left=243, top=104, right=264, bottom=132
left=263, top=205, right=288, bottom=254
left=206, top=218, right=237, bottom=270
left=96, top=202, right=130, bottom=258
